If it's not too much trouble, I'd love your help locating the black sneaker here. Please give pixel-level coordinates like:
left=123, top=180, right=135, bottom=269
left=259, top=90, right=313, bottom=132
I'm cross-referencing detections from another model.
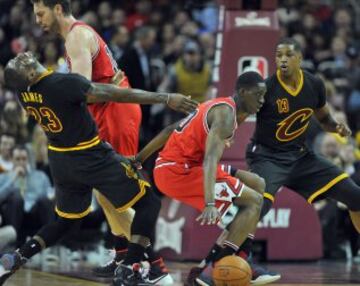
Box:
left=186, top=266, right=214, bottom=286
left=249, top=262, right=281, bottom=285
left=0, top=252, right=27, bottom=286
left=92, top=249, right=127, bottom=278
left=146, top=258, right=174, bottom=285
left=112, top=263, right=151, bottom=286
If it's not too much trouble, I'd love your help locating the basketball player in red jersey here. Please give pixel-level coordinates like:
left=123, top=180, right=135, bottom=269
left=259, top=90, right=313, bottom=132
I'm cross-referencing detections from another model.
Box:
left=134, top=72, right=267, bottom=286
left=31, top=0, right=184, bottom=283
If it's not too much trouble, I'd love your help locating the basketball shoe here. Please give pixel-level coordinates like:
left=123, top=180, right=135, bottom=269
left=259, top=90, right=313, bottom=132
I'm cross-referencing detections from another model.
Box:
left=249, top=262, right=281, bottom=285
left=0, top=251, right=27, bottom=286
left=145, top=257, right=174, bottom=285
left=186, top=262, right=281, bottom=286
left=93, top=249, right=127, bottom=277
left=112, top=262, right=151, bottom=286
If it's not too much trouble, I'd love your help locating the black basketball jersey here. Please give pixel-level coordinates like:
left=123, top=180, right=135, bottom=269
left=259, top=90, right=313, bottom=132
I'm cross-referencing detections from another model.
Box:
left=17, top=71, right=98, bottom=150
left=252, top=69, right=326, bottom=151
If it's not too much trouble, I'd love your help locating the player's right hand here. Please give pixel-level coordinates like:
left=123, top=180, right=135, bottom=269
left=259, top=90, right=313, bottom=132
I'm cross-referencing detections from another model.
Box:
left=196, top=206, right=221, bottom=226
left=167, top=94, right=198, bottom=114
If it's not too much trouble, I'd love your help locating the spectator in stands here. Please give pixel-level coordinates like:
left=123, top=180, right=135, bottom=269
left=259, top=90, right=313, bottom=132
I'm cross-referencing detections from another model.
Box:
left=162, top=34, right=186, bottom=65
left=42, top=41, right=60, bottom=71
left=199, top=32, right=216, bottom=64
left=0, top=133, right=15, bottom=173
left=0, top=145, right=54, bottom=246
left=119, top=25, right=157, bottom=140
left=111, top=9, right=126, bottom=27
left=126, top=0, right=152, bottom=31
left=159, top=40, right=212, bottom=104
left=109, top=25, right=130, bottom=62
left=97, top=1, right=112, bottom=42
left=159, top=40, right=213, bottom=125
left=347, top=47, right=360, bottom=133
left=0, top=100, right=28, bottom=143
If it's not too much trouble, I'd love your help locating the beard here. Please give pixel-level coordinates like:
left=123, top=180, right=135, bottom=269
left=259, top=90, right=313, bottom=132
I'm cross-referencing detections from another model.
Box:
left=49, top=19, right=60, bottom=34
left=44, top=13, right=61, bottom=34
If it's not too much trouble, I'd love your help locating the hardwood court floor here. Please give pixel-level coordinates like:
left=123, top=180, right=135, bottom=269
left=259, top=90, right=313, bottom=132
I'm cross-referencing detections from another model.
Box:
left=4, top=260, right=360, bottom=285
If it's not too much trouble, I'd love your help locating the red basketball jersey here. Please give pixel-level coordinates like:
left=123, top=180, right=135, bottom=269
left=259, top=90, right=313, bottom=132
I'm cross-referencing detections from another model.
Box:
left=159, top=97, right=237, bottom=165
left=64, top=21, right=141, bottom=155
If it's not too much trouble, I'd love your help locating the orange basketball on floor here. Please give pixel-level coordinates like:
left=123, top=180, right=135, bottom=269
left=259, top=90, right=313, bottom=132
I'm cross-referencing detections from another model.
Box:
left=212, top=256, right=251, bottom=286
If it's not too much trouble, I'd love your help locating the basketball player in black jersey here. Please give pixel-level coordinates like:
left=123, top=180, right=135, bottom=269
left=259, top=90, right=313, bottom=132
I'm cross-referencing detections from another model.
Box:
left=244, top=38, right=360, bottom=264
left=0, top=52, right=197, bottom=286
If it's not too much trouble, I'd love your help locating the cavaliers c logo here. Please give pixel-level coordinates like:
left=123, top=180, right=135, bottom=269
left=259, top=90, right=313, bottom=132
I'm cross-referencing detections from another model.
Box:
left=276, top=108, right=313, bottom=142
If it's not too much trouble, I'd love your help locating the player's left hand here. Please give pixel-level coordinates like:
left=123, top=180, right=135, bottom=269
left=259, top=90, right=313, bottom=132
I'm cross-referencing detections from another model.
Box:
left=196, top=206, right=221, bottom=226
left=336, top=123, right=352, bottom=137
left=167, top=94, right=198, bottom=114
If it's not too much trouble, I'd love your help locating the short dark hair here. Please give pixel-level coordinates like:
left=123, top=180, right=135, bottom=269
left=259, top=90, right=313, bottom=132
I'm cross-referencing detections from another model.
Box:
left=235, top=71, right=264, bottom=91
left=13, top=144, right=28, bottom=153
left=134, top=26, right=155, bottom=41
left=4, top=63, right=31, bottom=92
left=4, top=65, right=25, bottom=91
left=12, top=145, right=29, bottom=158
left=276, top=37, right=302, bottom=53
left=31, top=0, right=72, bottom=15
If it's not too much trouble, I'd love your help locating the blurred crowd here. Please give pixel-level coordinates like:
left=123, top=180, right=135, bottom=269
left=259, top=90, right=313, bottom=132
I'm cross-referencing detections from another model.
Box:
left=0, top=0, right=359, bottom=260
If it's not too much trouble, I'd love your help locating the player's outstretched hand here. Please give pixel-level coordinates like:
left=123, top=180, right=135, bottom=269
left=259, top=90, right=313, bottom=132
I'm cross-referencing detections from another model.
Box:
left=196, top=206, right=221, bottom=226
left=167, top=94, right=198, bottom=114
left=336, top=123, right=352, bottom=137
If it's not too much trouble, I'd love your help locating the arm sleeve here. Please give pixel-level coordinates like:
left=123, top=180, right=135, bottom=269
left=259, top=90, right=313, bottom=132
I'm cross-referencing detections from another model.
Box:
left=316, top=77, right=326, bottom=108
left=61, top=74, right=92, bottom=103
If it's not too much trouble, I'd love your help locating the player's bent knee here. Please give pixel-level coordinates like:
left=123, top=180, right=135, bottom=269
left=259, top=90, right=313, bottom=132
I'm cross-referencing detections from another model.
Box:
left=234, top=187, right=263, bottom=212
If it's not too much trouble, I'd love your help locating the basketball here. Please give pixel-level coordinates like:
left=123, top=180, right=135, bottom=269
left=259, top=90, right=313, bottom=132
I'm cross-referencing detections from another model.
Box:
left=212, top=256, right=252, bottom=286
